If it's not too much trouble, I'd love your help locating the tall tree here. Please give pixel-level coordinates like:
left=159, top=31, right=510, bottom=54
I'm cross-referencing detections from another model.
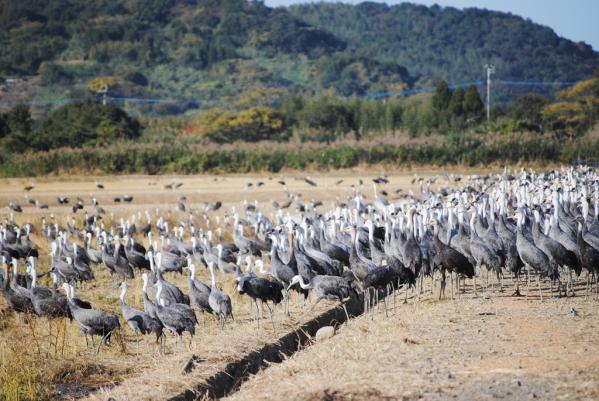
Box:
left=463, top=85, right=484, bottom=119
left=448, top=87, right=465, bottom=117
left=509, top=93, right=548, bottom=132
left=432, top=80, right=452, bottom=111
left=5, top=104, right=32, bottom=134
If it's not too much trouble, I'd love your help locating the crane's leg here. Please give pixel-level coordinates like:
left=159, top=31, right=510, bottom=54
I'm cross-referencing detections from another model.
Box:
left=341, top=302, right=350, bottom=321
left=586, top=271, right=589, bottom=300
left=264, top=301, right=273, bottom=315
left=473, top=273, right=477, bottom=297
left=254, top=300, right=260, bottom=327
left=526, top=268, right=530, bottom=299
left=450, top=271, right=454, bottom=300
left=310, top=296, right=324, bottom=313
left=371, top=289, right=376, bottom=320
left=439, top=270, right=444, bottom=300
left=284, top=289, right=290, bottom=316
left=383, top=294, right=388, bottom=317
left=568, top=268, right=574, bottom=297
left=538, top=275, right=543, bottom=302
left=512, top=270, right=521, bottom=296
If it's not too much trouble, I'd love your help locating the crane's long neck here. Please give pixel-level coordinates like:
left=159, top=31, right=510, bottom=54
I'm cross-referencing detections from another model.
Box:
left=148, top=254, right=155, bottom=272
left=30, top=266, right=37, bottom=288
left=155, top=284, right=163, bottom=303
left=119, top=287, right=127, bottom=302
left=210, top=264, right=217, bottom=288
left=296, top=276, right=311, bottom=290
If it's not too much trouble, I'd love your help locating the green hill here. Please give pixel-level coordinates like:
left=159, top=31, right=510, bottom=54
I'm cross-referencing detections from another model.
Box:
left=0, top=0, right=412, bottom=114
left=0, top=0, right=597, bottom=115
left=288, top=2, right=599, bottom=84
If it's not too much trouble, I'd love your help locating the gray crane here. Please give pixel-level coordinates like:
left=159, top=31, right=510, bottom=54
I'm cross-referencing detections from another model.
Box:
left=62, top=283, right=120, bottom=354
left=208, top=261, right=233, bottom=329
left=287, top=274, right=356, bottom=320
left=28, top=257, right=69, bottom=318
left=118, top=282, right=163, bottom=355
left=184, top=260, right=213, bottom=326
left=154, top=280, right=197, bottom=349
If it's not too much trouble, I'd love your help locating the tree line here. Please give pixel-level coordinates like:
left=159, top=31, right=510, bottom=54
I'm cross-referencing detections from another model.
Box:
left=1, top=67, right=598, bottom=157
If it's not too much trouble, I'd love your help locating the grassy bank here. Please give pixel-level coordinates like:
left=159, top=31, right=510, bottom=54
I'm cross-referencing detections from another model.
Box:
left=1, top=134, right=596, bottom=177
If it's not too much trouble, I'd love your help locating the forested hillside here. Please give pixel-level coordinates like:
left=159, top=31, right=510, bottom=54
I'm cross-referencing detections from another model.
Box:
left=289, top=2, right=599, bottom=84
left=0, top=0, right=413, bottom=113
left=0, top=0, right=598, bottom=116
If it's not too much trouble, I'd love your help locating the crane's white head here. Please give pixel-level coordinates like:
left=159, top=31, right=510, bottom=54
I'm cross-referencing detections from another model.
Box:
left=61, top=282, right=71, bottom=299
left=287, top=275, right=304, bottom=291
left=255, top=259, right=266, bottom=274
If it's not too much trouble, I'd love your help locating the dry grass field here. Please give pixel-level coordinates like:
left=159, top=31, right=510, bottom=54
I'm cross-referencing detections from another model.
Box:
left=0, top=170, right=428, bottom=401
left=226, top=290, right=599, bottom=401
left=1, top=169, right=597, bottom=401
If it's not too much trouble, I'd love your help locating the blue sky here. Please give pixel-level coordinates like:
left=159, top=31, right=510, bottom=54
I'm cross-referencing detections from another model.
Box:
left=265, top=0, right=599, bottom=50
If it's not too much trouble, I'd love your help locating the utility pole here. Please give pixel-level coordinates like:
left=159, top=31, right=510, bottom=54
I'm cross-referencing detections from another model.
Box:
left=99, top=84, right=108, bottom=106
left=484, top=64, right=495, bottom=125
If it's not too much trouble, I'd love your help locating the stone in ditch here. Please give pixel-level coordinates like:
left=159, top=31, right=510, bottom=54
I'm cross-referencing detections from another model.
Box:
left=315, top=326, right=335, bottom=341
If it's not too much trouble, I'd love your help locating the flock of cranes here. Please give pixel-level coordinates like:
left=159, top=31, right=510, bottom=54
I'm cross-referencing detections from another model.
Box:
left=1, top=166, right=599, bottom=355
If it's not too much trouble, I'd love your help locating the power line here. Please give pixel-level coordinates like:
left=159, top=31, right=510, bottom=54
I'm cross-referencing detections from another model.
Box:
left=5, top=79, right=582, bottom=109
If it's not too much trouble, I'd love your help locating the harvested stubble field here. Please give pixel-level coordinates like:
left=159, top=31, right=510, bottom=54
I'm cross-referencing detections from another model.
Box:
left=0, top=170, right=598, bottom=401
left=0, top=171, right=426, bottom=401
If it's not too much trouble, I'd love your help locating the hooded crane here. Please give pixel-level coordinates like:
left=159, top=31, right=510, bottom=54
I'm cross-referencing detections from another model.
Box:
left=515, top=209, right=555, bottom=300
left=118, top=282, right=163, bottom=355
left=28, top=257, right=69, bottom=318
left=1, top=258, right=34, bottom=314
left=236, top=257, right=283, bottom=326
left=184, top=260, right=213, bottom=326
left=102, top=235, right=134, bottom=280
left=62, top=283, right=120, bottom=354
left=208, top=261, right=233, bottom=329
left=154, top=280, right=197, bottom=349
left=287, top=274, right=357, bottom=321
left=269, top=234, right=308, bottom=316
left=149, top=251, right=189, bottom=305
left=430, top=220, right=475, bottom=299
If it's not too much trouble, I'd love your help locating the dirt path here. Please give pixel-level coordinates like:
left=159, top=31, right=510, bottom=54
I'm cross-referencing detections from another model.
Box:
left=224, top=291, right=599, bottom=401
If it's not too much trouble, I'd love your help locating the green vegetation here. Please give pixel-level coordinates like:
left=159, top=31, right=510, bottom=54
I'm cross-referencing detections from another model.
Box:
left=3, top=134, right=599, bottom=177
left=1, top=1, right=598, bottom=176
left=0, top=0, right=410, bottom=111
left=289, top=2, right=599, bottom=84
left=1, top=0, right=597, bottom=115
left=0, top=68, right=598, bottom=177
left=0, top=99, right=140, bottom=152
